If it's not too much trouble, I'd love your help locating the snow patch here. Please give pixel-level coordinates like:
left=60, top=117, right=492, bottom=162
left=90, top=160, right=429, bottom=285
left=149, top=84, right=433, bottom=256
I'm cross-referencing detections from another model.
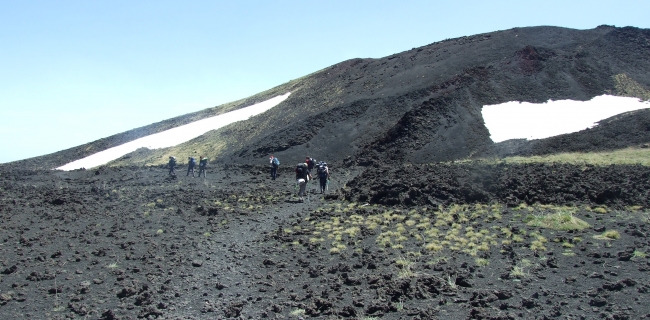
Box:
left=57, top=92, right=291, bottom=171
left=482, top=95, right=650, bottom=143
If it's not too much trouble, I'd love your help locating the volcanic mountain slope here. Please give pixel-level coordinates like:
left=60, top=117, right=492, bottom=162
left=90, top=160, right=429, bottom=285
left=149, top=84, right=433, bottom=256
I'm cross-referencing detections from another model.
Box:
left=105, top=25, right=650, bottom=168
left=7, top=25, right=650, bottom=170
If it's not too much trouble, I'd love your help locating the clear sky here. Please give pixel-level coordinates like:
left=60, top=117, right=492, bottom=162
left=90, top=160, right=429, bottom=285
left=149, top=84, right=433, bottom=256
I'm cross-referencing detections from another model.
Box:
left=1, top=0, right=649, bottom=163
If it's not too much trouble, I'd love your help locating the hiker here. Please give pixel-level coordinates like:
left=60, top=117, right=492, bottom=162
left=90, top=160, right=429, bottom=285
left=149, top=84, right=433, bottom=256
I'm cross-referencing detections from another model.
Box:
left=316, top=161, right=330, bottom=194
left=295, top=162, right=312, bottom=202
left=306, top=157, right=316, bottom=171
left=168, top=156, right=177, bottom=175
left=198, top=156, right=208, bottom=178
left=187, top=157, right=197, bottom=177
left=269, top=155, right=280, bottom=180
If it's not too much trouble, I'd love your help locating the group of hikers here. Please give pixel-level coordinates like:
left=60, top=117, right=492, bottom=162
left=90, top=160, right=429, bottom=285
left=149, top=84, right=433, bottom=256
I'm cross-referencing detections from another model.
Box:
left=166, top=154, right=329, bottom=201
left=270, top=155, right=331, bottom=202
left=167, top=156, right=208, bottom=177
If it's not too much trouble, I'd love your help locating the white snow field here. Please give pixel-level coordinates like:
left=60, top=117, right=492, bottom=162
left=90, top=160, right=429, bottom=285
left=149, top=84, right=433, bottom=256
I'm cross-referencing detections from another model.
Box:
left=57, top=92, right=291, bottom=171
left=482, top=95, right=650, bottom=143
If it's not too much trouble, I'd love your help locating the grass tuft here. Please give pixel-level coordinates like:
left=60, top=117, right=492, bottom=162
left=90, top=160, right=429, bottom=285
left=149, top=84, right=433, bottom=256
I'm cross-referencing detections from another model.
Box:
left=509, top=265, right=527, bottom=278
left=594, top=230, right=621, bottom=240
left=592, top=207, right=608, bottom=214
left=446, top=274, right=457, bottom=289
left=527, top=211, right=590, bottom=231
left=475, top=258, right=490, bottom=267
left=289, top=308, right=306, bottom=317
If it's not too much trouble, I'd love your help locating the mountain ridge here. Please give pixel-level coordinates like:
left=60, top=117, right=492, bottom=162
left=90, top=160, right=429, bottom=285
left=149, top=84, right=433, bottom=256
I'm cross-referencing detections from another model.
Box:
left=7, top=25, right=650, bottom=170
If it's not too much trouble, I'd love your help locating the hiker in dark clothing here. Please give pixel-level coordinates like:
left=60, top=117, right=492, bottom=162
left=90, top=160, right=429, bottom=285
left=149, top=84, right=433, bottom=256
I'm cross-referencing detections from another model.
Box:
left=168, top=156, right=177, bottom=175
left=295, top=162, right=311, bottom=202
left=198, top=156, right=208, bottom=178
left=187, top=157, right=196, bottom=177
left=306, top=157, right=315, bottom=171
left=269, top=155, right=279, bottom=180
left=316, top=161, right=330, bottom=194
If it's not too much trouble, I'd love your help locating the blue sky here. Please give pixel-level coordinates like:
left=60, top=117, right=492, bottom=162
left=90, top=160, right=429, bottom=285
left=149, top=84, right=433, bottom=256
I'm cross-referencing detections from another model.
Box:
left=1, top=1, right=649, bottom=163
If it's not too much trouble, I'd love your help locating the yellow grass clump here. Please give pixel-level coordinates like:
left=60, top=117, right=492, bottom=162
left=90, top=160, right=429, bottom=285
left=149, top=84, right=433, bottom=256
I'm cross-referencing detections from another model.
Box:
left=594, top=230, right=621, bottom=240
left=527, top=212, right=590, bottom=231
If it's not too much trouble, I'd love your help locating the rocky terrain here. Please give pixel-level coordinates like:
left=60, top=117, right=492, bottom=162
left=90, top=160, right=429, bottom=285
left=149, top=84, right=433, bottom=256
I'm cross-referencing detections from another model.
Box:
left=1, top=159, right=650, bottom=319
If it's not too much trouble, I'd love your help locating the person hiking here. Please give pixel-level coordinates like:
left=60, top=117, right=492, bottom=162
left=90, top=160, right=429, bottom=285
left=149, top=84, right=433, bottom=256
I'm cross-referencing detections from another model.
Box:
left=269, top=155, right=280, bottom=180
left=306, top=157, right=315, bottom=171
left=198, top=156, right=208, bottom=178
left=316, top=161, right=330, bottom=194
left=168, top=156, right=177, bottom=176
left=187, top=157, right=197, bottom=177
left=295, top=162, right=311, bottom=202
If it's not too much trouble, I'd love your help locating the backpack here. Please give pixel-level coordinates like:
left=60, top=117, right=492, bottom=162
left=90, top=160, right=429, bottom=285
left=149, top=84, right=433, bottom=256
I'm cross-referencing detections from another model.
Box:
left=317, top=164, right=328, bottom=178
left=200, top=158, right=208, bottom=167
left=169, top=158, right=177, bottom=166
left=189, top=157, right=196, bottom=166
left=296, top=164, right=304, bottom=177
left=272, top=157, right=280, bottom=166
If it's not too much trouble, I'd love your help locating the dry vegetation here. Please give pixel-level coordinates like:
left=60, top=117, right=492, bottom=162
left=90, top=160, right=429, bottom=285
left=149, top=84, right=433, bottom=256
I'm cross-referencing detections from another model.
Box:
left=613, top=73, right=650, bottom=101
left=291, top=202, right=636, bottom=264
left=467, top=146, right=650, bottom=166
